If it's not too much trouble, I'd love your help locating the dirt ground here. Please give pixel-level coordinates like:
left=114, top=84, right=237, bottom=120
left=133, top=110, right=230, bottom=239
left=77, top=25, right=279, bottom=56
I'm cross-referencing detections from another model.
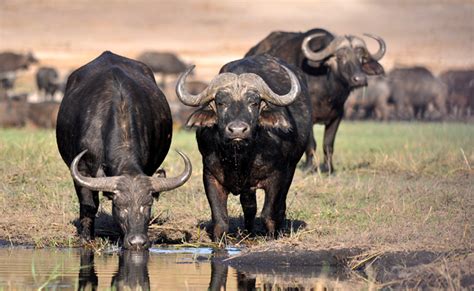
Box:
left=1, top=0, right=473, bottom=81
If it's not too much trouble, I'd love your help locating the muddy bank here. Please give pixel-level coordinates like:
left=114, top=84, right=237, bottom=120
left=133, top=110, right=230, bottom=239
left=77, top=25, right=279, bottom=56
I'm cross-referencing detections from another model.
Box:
left=216, top=248, right=474, bottom=289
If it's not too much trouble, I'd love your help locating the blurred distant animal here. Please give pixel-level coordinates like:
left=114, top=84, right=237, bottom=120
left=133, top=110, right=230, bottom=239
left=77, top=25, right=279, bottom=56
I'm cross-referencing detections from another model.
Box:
left=56, top=51, right=192, bottom=250
left=0, top=96, right=28, bottom=128
left=345, top=76, right=391, bottom=120
left=0, top=71, right=17, bottom=99
left=36, top=67, right=60, bottom=101
left=176, top=54, right=312, bottom=240
left=0, top=51, right=38, bottom=73
left=246, top=28, right=386, bottom=173
left=389, top=67, right=447, bottom=120
left=27, top=101, right=60, bottom=128
left=137, top=51, right=189, bottom=89
left=439, top=69, right=474, bottom=118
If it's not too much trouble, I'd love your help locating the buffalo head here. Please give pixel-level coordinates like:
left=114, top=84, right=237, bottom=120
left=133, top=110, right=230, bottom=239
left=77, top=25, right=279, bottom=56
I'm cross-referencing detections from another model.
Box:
left=175, top=64, right=300, bottom=143
left=70, top=150, right=192, bottom=250
left=302, top=32, right=385, bottom=88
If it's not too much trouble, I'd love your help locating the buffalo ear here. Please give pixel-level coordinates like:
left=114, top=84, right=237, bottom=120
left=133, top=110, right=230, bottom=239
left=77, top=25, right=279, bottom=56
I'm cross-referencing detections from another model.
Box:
left=186, top=107, right=217, bottom=128
left=362, top=60, right=384, bottom=75
left=259, top=110, right=293, bottom=132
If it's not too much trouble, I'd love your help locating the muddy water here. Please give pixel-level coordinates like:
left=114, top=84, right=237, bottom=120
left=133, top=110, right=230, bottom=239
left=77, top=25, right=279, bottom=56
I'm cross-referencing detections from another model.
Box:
left=0, top=247, right=360, bottom=290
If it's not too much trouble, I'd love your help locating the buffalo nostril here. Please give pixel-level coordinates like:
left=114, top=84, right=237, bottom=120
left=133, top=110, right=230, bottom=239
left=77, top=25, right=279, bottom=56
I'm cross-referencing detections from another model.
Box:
left=352, top=74, right=367, bottom=85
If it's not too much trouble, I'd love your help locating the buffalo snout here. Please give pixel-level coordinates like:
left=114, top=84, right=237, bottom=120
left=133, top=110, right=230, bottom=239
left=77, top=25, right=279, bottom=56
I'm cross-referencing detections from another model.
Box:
left=351, top=73, right=367, bottom=88
left=225, top=120, right=250, bottom=140
left=124, top=233, right=149, bottom=250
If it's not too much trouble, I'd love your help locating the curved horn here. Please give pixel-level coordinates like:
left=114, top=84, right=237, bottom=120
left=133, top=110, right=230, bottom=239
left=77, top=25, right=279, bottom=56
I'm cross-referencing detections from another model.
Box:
left=176, top=65, right=209, bottom=106
left=70, top=150, right=121, bottom=192
left=363, top=33, right=386, bottom=61
left=240, top=65, right=300, bottom=106
left=302, top=33, right=347, bottom=61
left=150, top=150, right=192, bottom=192
left=176, top=66, right=237, bottom=106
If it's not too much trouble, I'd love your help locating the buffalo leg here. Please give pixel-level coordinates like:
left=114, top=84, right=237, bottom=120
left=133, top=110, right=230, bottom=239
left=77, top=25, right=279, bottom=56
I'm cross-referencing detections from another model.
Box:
left=321, top=116, right=342, bottom=174
left=302, top=128, right=316, bottom=171
left=203, top=171, right=229, bottom=241
left=75, top=183, right=99, bottom=242
left=261, top=172, right=294, bottom=237
left=240, top=191, right=257, bottom=233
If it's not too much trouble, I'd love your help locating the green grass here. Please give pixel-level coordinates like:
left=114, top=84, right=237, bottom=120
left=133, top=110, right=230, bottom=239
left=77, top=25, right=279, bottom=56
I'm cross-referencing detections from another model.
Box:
left=0, top=122, right=472, bottom=250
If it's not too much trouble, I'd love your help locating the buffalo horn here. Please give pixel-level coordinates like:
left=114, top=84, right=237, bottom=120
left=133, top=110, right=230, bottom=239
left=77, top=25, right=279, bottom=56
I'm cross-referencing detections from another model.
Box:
left=176, top=66, right=237, bottom=106
left=302, top=33, right=348, bottom=61
left=150, top=150, right=192, bottom=192
left=239, top=65, right=300, bottom=106
left=363, top=33, right=386, bottom=61
left=70, top=150, right=121, bottom=192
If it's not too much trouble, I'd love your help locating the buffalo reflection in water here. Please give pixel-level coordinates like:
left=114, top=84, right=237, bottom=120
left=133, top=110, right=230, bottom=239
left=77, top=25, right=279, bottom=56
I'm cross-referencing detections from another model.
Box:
left=78, top=249, right=149, bottom=291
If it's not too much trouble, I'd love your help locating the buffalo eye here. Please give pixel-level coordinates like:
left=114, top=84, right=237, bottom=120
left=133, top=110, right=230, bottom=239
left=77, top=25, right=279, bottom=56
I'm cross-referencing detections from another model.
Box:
left=249, top=101, right=259, bottom=108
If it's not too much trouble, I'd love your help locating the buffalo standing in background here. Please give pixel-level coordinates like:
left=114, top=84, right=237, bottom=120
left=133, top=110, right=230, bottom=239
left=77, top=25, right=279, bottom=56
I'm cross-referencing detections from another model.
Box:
left=246, top=28, right=385, bottom=173
left=176, top=54, right=312, bottom=240
left=345, top=76, right=391, bottom=120
left=439, top=69, right=473, bottom=119
left=389, top=67, right=447, bottom=120
left=36, top=67, right=61, bottom=101
left=0, top=51, right=38, bottom=73
left=0, top=52, right=38, bottom=98
left=27, top=101, right=60, bottom=128
left=0, top=95, right=28, bottom=128
left=56, top=51, right=192, bottom=250
left=137, top=51, right=189, bottom=89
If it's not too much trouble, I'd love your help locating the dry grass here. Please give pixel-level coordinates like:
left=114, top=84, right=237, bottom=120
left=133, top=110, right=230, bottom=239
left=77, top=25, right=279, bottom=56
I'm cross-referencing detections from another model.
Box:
left=0, top=122, right=472, bottom=253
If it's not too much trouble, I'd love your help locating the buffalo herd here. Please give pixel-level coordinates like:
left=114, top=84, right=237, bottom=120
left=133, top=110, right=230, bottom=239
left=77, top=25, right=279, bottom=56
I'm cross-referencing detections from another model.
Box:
left=1, top=28, right=473, bottom=248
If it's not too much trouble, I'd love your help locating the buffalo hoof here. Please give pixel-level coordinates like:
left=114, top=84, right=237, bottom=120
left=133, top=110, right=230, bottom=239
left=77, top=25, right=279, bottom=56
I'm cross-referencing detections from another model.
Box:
left=213, top=223, right=229, bottom=244
left=300, top=160, right=316, bottom=173
left=319, top=163, right=335, bottom=174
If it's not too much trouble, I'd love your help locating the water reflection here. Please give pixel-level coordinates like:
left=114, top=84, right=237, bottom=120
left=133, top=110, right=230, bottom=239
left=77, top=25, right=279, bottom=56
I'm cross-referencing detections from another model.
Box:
left=209, top=259, right=256, bottom=291
left=78, top=249, right=98, bottom=290
left=0, top=247, right=363, bottom=290
left=78, top=249, right=150, bottom=291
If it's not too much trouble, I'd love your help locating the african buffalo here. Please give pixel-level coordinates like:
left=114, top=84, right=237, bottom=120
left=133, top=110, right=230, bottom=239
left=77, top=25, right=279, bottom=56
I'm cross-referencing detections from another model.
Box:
left=137, top=51, right=189, bottom=89
left=0, top=51, right=38, bottom=73
left=27, top=101, right=60, bottom=128
left=0, top=97, right=28, bottom=128
left=245, top=28, right=386, bottom=173
left=345, top=76, right=391, bottom=120
left=56, top=51, right=192, bottom=250
left=176, top=54, right=312, bottom=240
left=389, top=67, right=447, bottom=120
left=0, top=71, right=16, bottom=99
left=439, top=69, right=473, bottom=119
left=36, top=67, right=60, bottom=101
